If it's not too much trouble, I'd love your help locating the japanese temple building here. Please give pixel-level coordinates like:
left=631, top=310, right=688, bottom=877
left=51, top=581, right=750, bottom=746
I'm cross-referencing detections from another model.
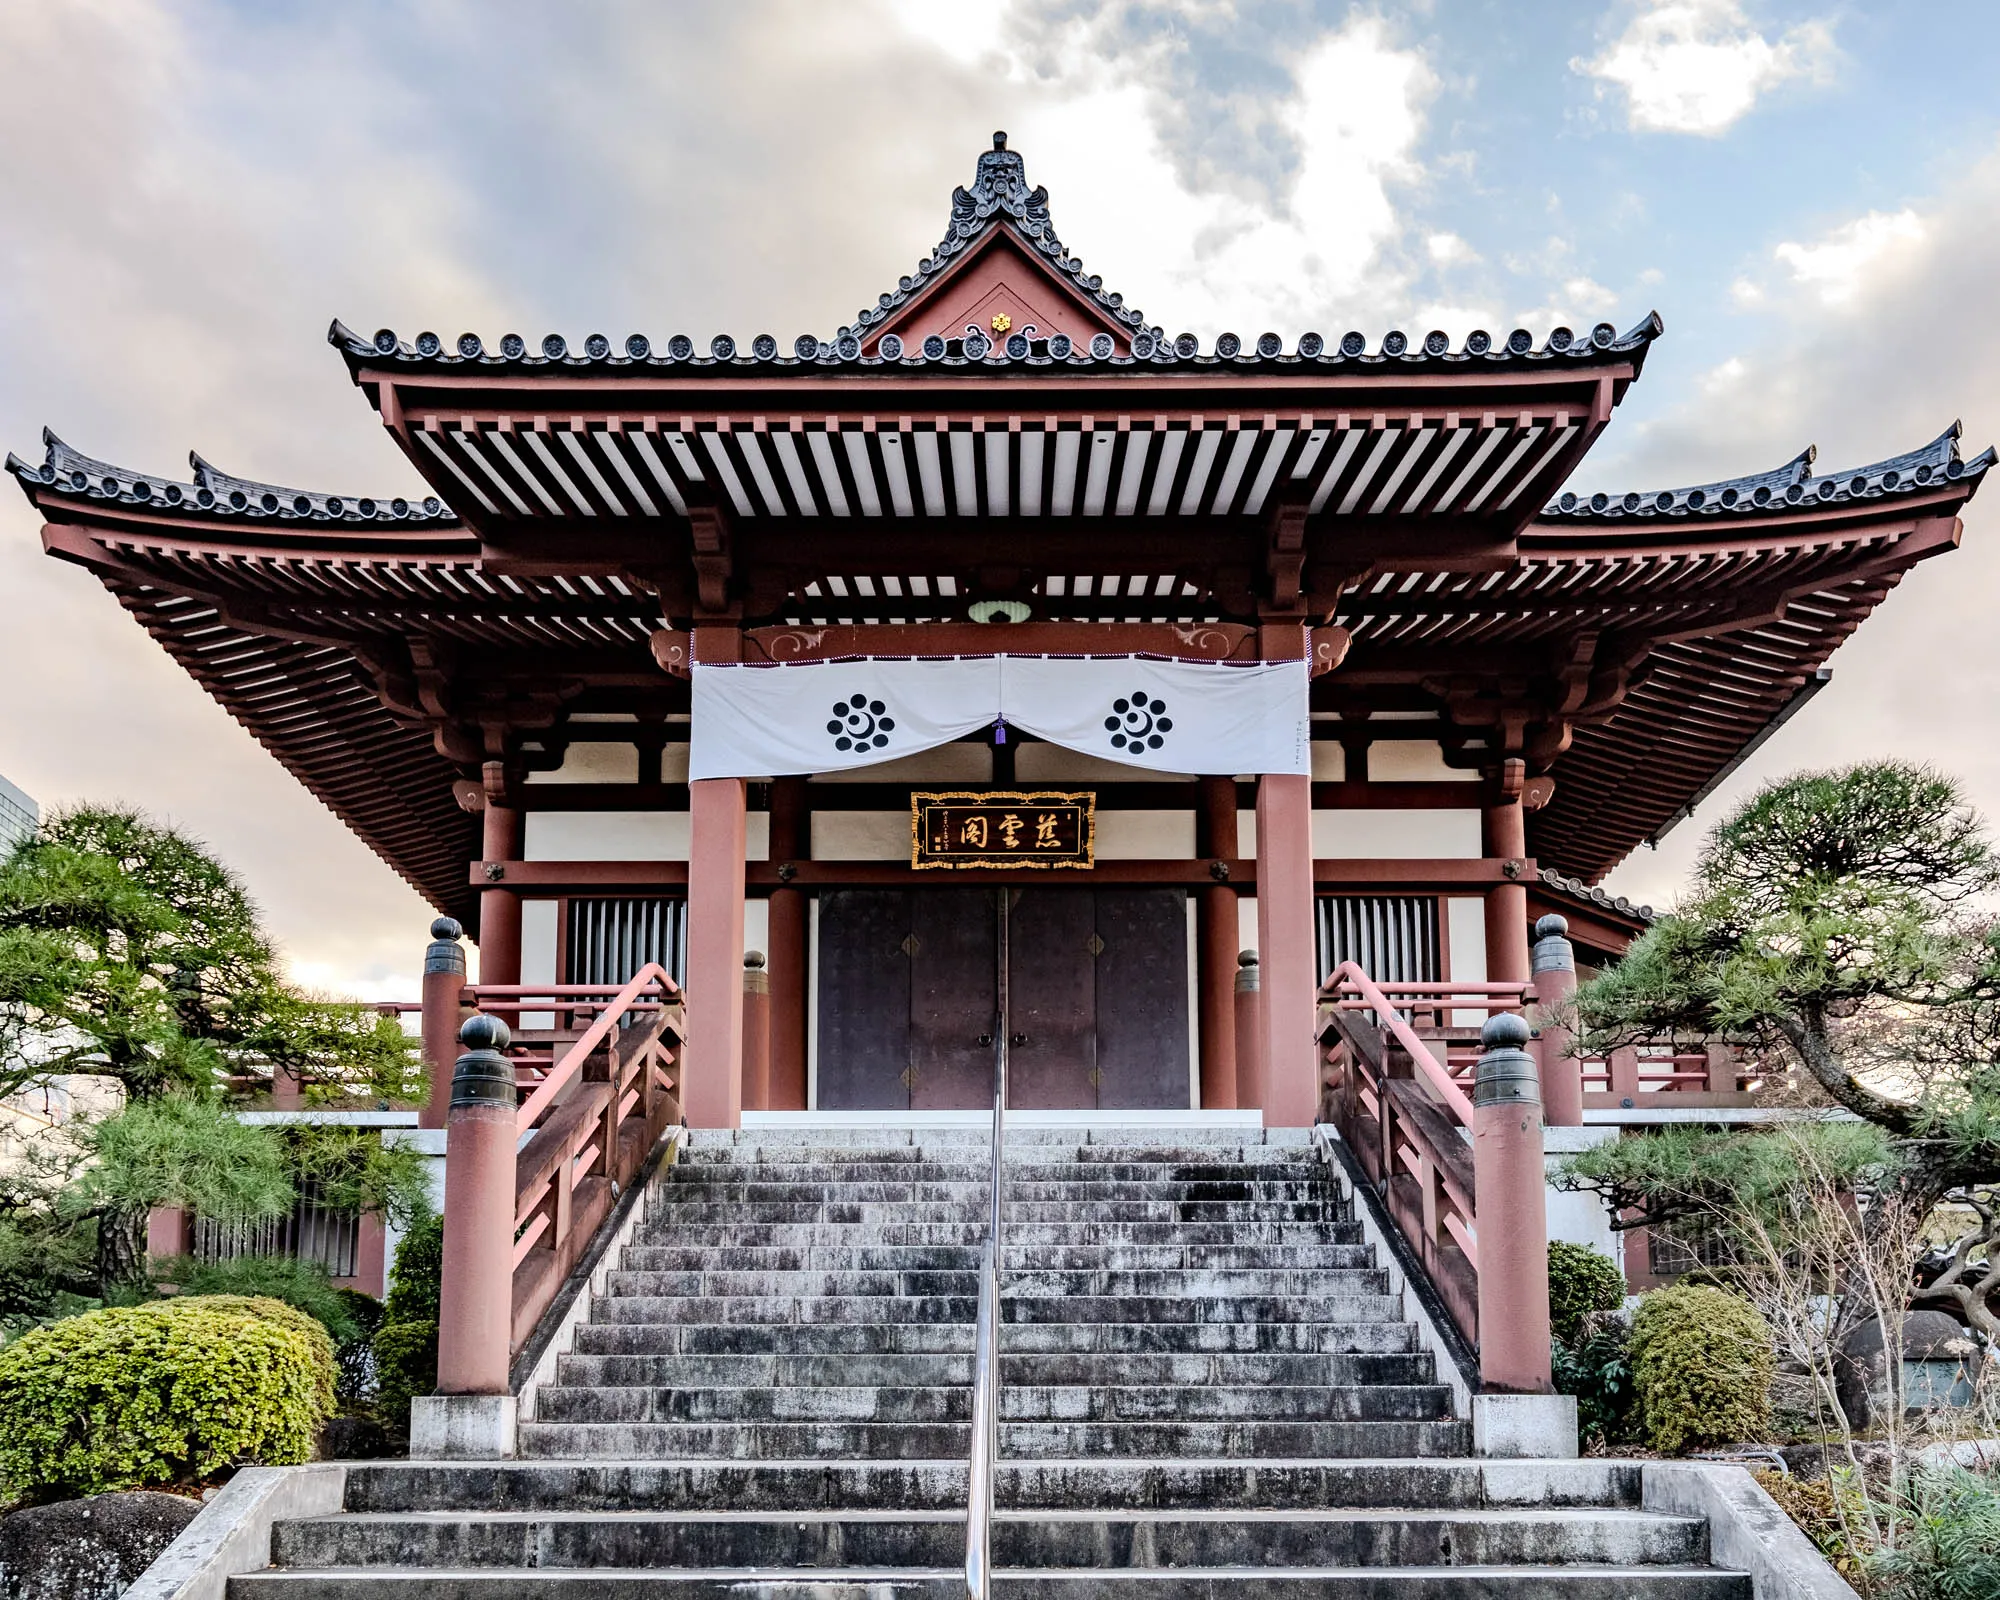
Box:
left=12, top=133, right=1992, bottom=1130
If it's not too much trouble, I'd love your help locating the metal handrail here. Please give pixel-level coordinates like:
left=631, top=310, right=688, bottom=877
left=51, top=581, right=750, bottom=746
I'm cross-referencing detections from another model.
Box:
left=966, top=891, right=1009, bottom=1600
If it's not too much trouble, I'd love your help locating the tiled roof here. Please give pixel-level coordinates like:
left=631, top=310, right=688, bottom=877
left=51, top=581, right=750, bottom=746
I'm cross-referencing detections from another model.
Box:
left=4, top=430, right=454, bottom=526
left=1543, top=422, right=1994, bottom=522
left=328, top=135, right=1664, bottom=377
left=1538, top=868, right=1654, bottom=925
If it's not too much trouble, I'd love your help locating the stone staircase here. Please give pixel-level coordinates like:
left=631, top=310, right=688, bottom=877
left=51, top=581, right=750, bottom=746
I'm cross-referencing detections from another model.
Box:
left=234, top=1127, right=1751, bottom=1597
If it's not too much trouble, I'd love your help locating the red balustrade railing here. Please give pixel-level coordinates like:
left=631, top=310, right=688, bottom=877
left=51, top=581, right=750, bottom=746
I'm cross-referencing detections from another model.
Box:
left=433, top=964, right=686, bottom=1396
left=1316, top=967, right=1532, bottom=1349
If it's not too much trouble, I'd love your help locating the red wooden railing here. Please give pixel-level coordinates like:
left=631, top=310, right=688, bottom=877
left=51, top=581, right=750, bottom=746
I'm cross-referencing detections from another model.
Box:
left=480, top=969, right=685, bottom=1349
left=432, top=966, right=686, bottom=1391
left=1316, top=968, right=1532, bottom=1349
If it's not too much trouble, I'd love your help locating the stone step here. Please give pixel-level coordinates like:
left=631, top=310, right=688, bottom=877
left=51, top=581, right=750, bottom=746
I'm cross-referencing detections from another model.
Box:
left=629, top=1221, right=1363, bottom=1249
left=269, top=1507, right=1709, bottom=1572
left=340, top=1460, right=1645, bottom=1515
left=516, top=1418, right=1472, bottom=1459
left=636, top=1202, right=1348, bottom=1224
left=552, top=1350, right=1438, bottom=1390
left=530, top=1383, right=1453, bottom=1425
left=670, top=1159, right=1315, bottom=1181
left=653, top=1181, right=1331, bottom=1203
left=584, top=1292, right=1405, bottom=1327
left=601, top=1269, right=1391, bottom=1300
left=679, top=1129, right=1316, bottom=1150
left=230, top=1567, right=1749, bottom=1598
left=615, top=1244, right=1377, bottom=1272
left=570, top=1319, right=1422, bottom=1357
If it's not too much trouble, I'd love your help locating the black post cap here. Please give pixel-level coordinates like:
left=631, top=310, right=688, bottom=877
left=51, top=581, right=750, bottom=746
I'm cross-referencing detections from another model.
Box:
left=425, top=916, right=467, bottom=976
left=1474, top=1012, right=1540, bottom=1108
left=450, top=1013, right=515, bottom=1110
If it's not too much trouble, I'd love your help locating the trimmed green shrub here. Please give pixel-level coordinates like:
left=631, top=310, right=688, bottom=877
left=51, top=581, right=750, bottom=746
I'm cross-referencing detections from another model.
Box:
left=1628, top=1283, right=1775, bottom=1453
left=334, top=1289, right=384, bottom=1402
left=382, top=1214, right=442, bottom=1325
left=371, top=1317, right=438, bottom=1425
left=181, top=1294, right=338, bottom=1416
left=168, top=1254, right=362, bottom=1344
left=0, top=1297, right=336, bottom=1498
left=1552, top=1311, right=1637, bottom=1448
left=372, top=1213, right=442, bottom=1426
left=1547, top=1241, right=1626, bottom=1343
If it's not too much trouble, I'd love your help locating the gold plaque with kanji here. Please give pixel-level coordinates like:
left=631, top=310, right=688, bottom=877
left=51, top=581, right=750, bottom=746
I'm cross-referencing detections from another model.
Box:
left=910, top=790, right=1095, bottom=869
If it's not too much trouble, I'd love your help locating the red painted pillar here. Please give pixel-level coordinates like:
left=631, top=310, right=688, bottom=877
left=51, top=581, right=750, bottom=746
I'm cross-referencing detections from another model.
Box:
left=419, top=917, right=467, bottom=1131
left=436, top=1015, right=517, bottom=1395
left=1483, top=798, right=1531, bottom=986
left=1233, top=952, right=1264, bottom=1112
left=147, top=1207, right=192, bottom=1261
left=742, top=952, right=771, bottom=1113
left=271, top=1061, right=303, bottom=1110
left=1255, top=772, right=1318, bottom=1127
left=686, top=776, right=747, bottom=1129
left=353, top=1210, right=388, bottom=1298
left=1473, top=1013, right=1553, bottom=1393
left=478, top=801, right=524, bottom=988
left=1196, top=775, right=1239, bottom=1109
left=1530, top=915, right=1582, bottom=1128
left=765, top=776, right=809, bottom=1111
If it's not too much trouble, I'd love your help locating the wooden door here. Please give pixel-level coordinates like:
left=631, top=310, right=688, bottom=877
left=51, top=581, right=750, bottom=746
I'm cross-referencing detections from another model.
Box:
left=814, top=890, right=913, bottom=1109
left=1093, top=890, right=1193, bottom=1109
left=909, top=890, right=999, bottom=1109
left=1007, top=889, right=1097, bottom=1108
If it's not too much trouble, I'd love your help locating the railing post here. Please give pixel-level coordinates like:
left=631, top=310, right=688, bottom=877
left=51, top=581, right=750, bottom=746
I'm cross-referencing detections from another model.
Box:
left=1472, top=1013, right=1552, bottom=1394
left=1704, top=1042, right=1734, bottom=1095
left=1529, top=914, right=1581, bottom=1128
left=419, top=917, right=467, bottom=1131
left=1608, top=1045, right=1641, bottom=1104
left=742, top=951, right=771, bottom=1113
left=1233, top=952, right=1264, bottom=1112
left=435, top=1015, right=518, bottom=1401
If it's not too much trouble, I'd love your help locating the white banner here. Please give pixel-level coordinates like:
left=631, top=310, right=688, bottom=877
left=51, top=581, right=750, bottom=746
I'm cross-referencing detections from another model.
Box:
left=689, top=655, right=1309, bottom=780
left=999, top=656, right=1309, bottom=778
left=688, top=657, right=1000, bottom=780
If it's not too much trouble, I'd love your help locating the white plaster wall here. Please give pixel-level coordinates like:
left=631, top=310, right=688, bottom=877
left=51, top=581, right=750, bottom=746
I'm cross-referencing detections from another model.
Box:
left=526, top=742, right=640, bottom=784
left=811, top=746, right=992, bottom=784
left=1446, top=896, right=1488, bottom=1025
left=1545, top=1126, right=1625, bottom=1275
left=1310, top=743, right=1345, bottom=781
left=1015, top=746, right=1195, bottom=784
left=1446, top=896, right=1487, bottom=982
left=1096, top=811, right=1195, bottom=858
left=662, top=745, right=690, bottom=784
left=519, top=898, right=559, bottom=1029
left=1368, top=740, right=1473, bottom=784
left=1238, top=895, right=1259, bottom=957
left=525, top=811, right=770, bottom=861
left=744, top=900, right=769, bottom=961
left=812, top=811, right=909, bottom=860
left=1311, top=809, right=1481, bottom=858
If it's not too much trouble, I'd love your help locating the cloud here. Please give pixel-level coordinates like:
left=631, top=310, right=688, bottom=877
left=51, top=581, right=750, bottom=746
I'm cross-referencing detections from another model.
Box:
left=1592, top=145, right=2000, bottom=908
left=0, top=0, right=1455, bottom=992
left=1772, top=209, right=1927, bottom=308
left=1575, top=1, right=1836, bottom=136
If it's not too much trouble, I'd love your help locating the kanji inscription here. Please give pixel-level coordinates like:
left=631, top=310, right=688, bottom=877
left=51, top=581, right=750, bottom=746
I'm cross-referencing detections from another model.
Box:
left=910, top=791, right=1095, bottom=870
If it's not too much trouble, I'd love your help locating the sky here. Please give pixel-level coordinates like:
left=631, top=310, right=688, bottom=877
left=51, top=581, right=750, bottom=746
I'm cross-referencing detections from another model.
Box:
left=2, top=0, right=1998, bottom=995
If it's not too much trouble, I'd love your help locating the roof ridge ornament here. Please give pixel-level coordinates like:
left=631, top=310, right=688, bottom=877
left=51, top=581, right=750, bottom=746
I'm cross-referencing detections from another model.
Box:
left=848, top=133, right=1155, bottom=352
